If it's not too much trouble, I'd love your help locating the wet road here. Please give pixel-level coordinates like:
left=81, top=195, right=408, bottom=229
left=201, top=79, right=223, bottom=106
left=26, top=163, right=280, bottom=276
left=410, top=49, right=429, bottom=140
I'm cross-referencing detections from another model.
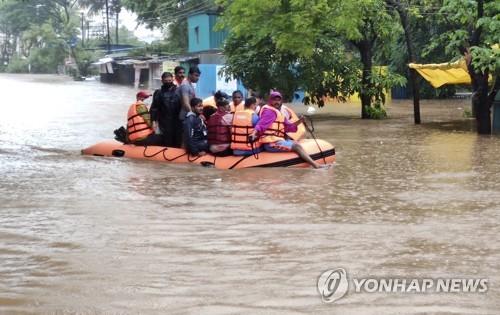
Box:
left=0, top=74, right=499, bottom=314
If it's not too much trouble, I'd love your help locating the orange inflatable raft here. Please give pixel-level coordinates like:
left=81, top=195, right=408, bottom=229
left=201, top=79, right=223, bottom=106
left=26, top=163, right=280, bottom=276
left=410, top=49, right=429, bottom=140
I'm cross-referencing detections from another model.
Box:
left=82, top=139, right=335, bottom=169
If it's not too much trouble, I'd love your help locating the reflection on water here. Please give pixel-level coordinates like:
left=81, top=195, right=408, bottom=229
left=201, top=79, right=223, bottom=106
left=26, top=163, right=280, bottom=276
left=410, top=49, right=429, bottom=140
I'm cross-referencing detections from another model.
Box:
left=0, top=74, right=499, bottom=314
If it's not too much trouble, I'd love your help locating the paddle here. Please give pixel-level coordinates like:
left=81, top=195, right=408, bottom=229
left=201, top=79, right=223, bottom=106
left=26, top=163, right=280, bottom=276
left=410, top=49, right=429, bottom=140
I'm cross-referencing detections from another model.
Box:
left=301, top=106, right=328, bottom=165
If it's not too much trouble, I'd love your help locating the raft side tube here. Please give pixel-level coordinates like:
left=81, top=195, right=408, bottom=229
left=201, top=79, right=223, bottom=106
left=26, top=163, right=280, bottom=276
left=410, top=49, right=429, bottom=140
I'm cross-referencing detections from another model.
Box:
left=82, top=139, right=335, bottom=169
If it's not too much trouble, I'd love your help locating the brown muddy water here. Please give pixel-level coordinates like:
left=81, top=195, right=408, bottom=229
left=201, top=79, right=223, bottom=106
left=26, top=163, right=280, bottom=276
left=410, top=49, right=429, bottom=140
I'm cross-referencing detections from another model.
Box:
left=0, top=74, right=499, bottom=314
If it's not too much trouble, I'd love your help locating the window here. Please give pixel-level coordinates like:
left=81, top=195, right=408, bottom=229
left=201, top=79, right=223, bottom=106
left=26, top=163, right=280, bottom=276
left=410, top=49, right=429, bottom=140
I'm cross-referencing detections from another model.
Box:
left=194, top=26, right=199, bottom=44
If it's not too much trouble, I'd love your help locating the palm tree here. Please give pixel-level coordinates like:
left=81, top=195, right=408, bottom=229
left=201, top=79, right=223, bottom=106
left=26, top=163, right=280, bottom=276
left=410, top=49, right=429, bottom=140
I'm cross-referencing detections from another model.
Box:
left=79, top=0, right=121, bottom=44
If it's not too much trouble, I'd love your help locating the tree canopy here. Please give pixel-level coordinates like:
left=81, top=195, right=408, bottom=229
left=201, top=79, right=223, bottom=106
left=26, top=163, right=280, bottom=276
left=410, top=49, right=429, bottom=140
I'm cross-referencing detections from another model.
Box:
left=121, top=0, right=217, bottom=53
left=217, top=0, right=498, bottom=129
left=218, top=0, right=406, bottom=117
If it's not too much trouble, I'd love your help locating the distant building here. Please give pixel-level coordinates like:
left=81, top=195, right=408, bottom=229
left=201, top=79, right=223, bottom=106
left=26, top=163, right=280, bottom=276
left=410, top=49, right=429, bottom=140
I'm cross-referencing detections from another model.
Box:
left=186, top=11, right=245, bottom=99
left=94, top=56, right=180, bottom=89
left=188, top=12, right=228, bottom=54
left=94, top=11, right=246, bottom=98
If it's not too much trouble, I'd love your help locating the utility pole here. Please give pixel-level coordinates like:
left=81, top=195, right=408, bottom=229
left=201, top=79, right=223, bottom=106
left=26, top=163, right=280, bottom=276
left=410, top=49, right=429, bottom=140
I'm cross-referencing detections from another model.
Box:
left=115, top=12, right=119, bottom=45
left=105, top=0, right=111, bottom=54
left=86, top=21, right=90, bottom=43
left=81, top=11, right=85, bottom=48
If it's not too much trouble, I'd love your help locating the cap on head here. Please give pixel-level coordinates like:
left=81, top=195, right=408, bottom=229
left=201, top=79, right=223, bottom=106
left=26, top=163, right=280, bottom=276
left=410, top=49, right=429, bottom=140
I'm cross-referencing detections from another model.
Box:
left=271, top=91, right=282, bottom=99
left=136, top=91, right=151, bottom=99
left=269, top=91, right=282, bottom=102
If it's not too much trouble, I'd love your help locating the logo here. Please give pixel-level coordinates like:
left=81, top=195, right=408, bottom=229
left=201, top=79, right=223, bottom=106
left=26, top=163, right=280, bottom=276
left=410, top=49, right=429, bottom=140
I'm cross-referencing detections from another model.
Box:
left=317, top=268, right=488, bottom=304
left=317, top=268, right=349, bottom=303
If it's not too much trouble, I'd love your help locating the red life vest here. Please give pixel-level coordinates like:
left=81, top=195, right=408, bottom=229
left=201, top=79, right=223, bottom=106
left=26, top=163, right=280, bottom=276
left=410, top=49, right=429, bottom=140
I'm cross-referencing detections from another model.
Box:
left=259, top=105, right=286, bottom=143
left=127, top=102, right=154, bottom=142
left=207, top=109, right=232, bottom=145
left=231, top=109, right=261, bottom=150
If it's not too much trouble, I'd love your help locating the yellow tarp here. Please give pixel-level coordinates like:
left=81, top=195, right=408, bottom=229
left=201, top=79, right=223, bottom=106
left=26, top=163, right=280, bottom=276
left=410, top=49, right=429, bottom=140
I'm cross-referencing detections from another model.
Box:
left=409, top=59, right=470, bottom=88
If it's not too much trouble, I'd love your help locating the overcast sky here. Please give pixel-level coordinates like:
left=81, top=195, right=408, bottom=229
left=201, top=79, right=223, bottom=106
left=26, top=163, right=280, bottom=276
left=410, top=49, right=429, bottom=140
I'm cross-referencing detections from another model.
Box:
left=120, top=9, right=164, bottom=43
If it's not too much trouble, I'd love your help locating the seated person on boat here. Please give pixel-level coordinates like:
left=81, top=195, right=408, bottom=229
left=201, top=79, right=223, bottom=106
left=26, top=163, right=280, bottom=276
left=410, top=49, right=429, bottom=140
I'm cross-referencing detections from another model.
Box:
left=249, top=91, right=323, bottom=169
left=231, top=97, right=262, bottom=156
left=126, top=91, right=163, bottom=146
left=183, top=98, right=208, bottom=156
left=207, top=91, right=234, bottom=157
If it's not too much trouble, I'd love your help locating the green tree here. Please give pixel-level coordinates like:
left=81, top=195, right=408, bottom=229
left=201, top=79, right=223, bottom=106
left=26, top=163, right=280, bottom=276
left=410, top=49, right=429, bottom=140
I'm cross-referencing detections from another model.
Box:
left=0, top=0, right=50, bottom=66
left=426, top=0, right=499, bottom=134
left=221, top=34, right=359, bottom=106
left=221, top=35, right=299, bottom=100
left=0, top=0, right=91, bottom=75
left=22, top=23, right=67, bottom=73
left=122, top=0, right=217, bottom=53
left=218, top=0, right=406, bottom=117
left=79, top=0, right=122, bottom=44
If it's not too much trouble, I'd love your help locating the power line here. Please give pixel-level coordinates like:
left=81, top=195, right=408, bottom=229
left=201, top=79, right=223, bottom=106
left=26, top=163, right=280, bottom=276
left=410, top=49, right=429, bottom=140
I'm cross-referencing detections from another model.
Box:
left=126, top=0, right=214, bottom=19
left=130, top=3, right=216, bottom=25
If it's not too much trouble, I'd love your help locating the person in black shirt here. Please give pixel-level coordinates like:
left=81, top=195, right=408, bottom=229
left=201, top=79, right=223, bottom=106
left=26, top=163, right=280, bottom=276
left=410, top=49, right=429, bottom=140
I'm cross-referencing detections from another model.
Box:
left=183, top=98, right=208, bottom=156
left=150, top=72, right=182, bottom=147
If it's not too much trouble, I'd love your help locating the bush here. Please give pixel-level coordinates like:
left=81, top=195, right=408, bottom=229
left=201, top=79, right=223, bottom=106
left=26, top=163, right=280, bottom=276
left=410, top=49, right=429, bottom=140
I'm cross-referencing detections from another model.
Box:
left=28, top=46, right=65, bottom=73
left=74, top=48, right=100, bottom=77
left=5, top=56, right=29, bottom=73
left=463, top=108, right=473, bottom=118
left=366, top=100, right=388, bottom=119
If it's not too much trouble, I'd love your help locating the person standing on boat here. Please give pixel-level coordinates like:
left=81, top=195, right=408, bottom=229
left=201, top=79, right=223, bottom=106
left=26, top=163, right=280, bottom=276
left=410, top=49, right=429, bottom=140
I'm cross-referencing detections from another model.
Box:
left=173, top=66, right=186, bottom=87
left=183, top=98, right=208, bottom=156
left=177, top=66, right=201, bottom=121
left=249, top=91, right=323, bottom=169
left=150, top=72, right=182, bottom=147
left=207, top=91, right=233, bottom=156
left=127, top=91, right=163, bottom=146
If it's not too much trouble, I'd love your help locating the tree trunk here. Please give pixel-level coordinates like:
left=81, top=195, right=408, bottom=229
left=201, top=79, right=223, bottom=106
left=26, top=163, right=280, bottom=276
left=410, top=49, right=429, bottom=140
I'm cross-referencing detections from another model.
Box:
left=410, top=69, right=421, bottom=124
left=358, top=40, right=373, bottom=119
left=115, top=11, right=119, bottom=44
left=470, top=70, right=491, bottom=134
left=1, top=32, right=10, bottom=64
left=468, top=0, right=490, bottom=134
left=105, top=0, right=111, bottom=53
left=389, top=0, right=421, bottom=124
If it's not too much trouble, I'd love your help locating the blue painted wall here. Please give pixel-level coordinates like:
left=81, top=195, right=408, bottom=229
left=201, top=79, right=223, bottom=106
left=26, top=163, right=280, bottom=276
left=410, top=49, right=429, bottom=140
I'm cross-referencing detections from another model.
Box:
left=195, top=64, right=217, bottom=99
left=188, top=14, right=228, bottom=53
left=188, top=14, right=210, bottom=53
left=194, top=64, right=247, bottom=99
left=209, top=15, right=229, bottom=50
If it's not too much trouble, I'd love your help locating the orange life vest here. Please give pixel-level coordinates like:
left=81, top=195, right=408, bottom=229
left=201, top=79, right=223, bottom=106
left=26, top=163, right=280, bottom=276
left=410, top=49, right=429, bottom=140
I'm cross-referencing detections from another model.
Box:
left=282, top=105, right=292, bottom=120
left=127, top=102, right=154, bottom=142
left=229, top=101, right=245, bottom=113
left=231, top=109, right=261, bottom=150
left=259, top=105, right=286, bottom=143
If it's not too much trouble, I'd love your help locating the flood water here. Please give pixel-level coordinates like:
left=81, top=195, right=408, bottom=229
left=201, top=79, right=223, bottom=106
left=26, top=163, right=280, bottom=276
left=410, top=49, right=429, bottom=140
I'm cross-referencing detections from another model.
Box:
left=1, top=74, right=499, bottom=314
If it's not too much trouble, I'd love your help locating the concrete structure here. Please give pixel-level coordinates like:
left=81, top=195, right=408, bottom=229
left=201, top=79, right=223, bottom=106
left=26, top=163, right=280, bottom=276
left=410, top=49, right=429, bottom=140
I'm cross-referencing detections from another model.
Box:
left=94, top=11, right=246, bottom=98
left=94, top=56, right=183, bottom=89
left=186, top=12, right=246, bottom=99
left=188, top=13, right=228, bottom=53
